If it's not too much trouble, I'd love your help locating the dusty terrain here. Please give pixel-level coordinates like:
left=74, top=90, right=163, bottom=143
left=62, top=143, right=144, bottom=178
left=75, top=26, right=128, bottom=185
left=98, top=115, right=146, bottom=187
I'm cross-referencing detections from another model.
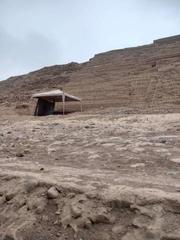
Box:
left=0, top=108, right=180, bottom=239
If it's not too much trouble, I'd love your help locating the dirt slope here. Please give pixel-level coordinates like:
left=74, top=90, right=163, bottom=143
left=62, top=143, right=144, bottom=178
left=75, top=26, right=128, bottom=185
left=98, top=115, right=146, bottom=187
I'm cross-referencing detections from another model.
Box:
left=0, top=112, right=180, bottom=239
left=0, top=35, right=180, bottom=113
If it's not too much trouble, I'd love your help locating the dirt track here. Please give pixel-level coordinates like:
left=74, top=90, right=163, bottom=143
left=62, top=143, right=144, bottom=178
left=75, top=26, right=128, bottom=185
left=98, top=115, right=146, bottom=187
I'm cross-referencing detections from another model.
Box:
left=0, top=109, right=180, bottom=239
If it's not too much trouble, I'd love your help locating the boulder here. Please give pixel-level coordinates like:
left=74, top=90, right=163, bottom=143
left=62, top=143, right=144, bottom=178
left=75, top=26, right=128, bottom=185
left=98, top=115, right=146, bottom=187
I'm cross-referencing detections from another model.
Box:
left=47, top=186, right=59, bottom=199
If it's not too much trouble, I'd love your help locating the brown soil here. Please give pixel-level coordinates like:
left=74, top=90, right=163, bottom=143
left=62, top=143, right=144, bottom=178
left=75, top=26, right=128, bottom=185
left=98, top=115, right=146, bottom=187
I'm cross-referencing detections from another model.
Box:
left=0, top=108, right=180, bottom=239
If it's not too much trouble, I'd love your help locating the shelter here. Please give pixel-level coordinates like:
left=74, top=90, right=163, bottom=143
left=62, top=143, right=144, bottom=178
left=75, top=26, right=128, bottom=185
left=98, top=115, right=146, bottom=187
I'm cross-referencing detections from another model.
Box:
left=33, top=89, right=82, bottom=116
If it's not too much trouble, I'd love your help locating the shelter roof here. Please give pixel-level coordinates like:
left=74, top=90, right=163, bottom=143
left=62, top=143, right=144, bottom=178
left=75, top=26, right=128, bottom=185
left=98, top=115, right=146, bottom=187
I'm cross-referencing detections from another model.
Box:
left=32, top=90, right=81, bottom=102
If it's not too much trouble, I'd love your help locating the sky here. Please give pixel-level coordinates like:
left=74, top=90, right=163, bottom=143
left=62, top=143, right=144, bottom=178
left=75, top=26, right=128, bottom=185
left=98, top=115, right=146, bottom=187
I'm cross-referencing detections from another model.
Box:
left=0, top=0, right=180, bottom=80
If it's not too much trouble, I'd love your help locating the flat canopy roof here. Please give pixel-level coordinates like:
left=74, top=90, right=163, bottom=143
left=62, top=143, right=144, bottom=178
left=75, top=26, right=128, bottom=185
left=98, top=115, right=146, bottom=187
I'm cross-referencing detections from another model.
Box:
left=32, top=90, right=81, bottom=102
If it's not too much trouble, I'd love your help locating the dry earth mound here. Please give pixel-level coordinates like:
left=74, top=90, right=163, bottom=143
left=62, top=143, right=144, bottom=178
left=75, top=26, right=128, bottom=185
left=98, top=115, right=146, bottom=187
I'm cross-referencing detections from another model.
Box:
left=0, top=35, right=180, bottom=113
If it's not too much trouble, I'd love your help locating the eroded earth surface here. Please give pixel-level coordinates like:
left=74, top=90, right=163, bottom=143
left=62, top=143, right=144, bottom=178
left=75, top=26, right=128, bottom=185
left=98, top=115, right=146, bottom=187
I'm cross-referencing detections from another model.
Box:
left=0, top=109, right=180, bottom=239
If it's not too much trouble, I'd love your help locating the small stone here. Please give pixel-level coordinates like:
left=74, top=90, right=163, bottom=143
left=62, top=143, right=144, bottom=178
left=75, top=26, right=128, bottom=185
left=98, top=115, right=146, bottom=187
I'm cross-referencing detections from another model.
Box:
left=27, top=197, right=45, bottom=212
left=61, top=214, right=72, bottom=227
left=71, top=204, right=82, bottom=218
left=47, top=186, right=59, bottom=199
left=112, top=224, right=124, bottom=234
left=55, top=211, right=61, bottom=215
left=0, top=196, right=6, bottom=204
left=130, top=163, right=145, bottom=168
left=167, top=171, right=177, bottom=176
left=16, top=153, right=24, bottom=158
left=53, top=220, right=59, bottom=225
left=68, top=193, right=76, bottom=199
left=24, top=178, right=39, bottom=193
left=5, top=193, right=15, bottom=201
left=90, top=213, right=110, bottom=224
left=17, top=198, right=26, bottom=208
left=24, top=149, right=30, bottom=154
left=41, top=215, right=49, bottom=221
left=36, top=205, right=45, bottom=214
left=3, top=234, right=15, bottom=240
left=160, top=139, right=167, bottom=144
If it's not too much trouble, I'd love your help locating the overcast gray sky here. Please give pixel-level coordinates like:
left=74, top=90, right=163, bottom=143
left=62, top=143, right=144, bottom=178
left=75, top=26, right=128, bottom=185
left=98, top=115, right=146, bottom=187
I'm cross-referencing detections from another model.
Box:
left=0, top=0, right=180, bottom=80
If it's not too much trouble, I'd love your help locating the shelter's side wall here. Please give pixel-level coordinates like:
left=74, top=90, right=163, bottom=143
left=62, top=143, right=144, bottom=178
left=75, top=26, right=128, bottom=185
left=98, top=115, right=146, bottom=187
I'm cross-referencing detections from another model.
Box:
left=35, top=99, right=55, bottom=116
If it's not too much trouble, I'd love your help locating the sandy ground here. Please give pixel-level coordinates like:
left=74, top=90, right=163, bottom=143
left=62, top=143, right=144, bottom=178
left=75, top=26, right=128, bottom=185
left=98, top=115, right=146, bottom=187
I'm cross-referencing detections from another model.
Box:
left=0, top=108, right=180, bottom=239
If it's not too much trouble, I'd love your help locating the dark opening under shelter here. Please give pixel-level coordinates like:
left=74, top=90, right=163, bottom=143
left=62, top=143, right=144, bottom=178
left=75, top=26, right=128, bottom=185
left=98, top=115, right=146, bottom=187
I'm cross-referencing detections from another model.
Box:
left=33, top=89, right=82, bottom=116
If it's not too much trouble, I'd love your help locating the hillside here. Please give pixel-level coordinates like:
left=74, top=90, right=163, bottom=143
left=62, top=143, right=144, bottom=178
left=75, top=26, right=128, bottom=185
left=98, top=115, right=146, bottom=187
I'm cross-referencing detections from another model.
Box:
left=0, top=35, right=180, bottom=113
left=1, top=35, right=180, bottom=239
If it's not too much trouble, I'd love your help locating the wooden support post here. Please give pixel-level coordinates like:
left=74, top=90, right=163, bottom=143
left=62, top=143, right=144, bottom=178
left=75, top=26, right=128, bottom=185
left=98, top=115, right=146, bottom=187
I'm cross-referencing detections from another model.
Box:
left=80, top=101, right=83, bottom=112
left=34, top=98, right=40, bottom=116
left=62, top=93, right=65, bottom=115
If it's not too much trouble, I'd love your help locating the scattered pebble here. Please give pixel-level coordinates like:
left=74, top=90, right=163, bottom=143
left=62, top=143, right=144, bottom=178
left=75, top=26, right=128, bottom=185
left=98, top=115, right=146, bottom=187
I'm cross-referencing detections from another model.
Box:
left=5, top=192, right=15, bottom=201
left=71, top=204, right=82, bottom=218
left=167, top=171, right=177, bottom=176
left=47, top=186, right=59, bottom=199
left=112, top=224, right=124, bottom=234
left=130, top=163, right=145, bottom=168
left=170, top=158, right=180, bottom=163
left=16, top=153, right=24, bottom=158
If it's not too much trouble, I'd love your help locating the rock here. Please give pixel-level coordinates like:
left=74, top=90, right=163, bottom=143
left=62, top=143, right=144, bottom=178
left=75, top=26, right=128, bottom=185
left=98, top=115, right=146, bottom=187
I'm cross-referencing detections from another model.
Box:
left=27, top=197, right=45, bottom=212
left=24, top=178, right=39, bottom=193
left=41, top=215, right=49, bottom=221
left=55, top=211, right=61, bottom=215
left=112, top=224, right=124, bottom=234
left=121, top=232, right=135, bottom=240
left=3, top=234, right=15, bottom=240
left=47, top=186, right=59, bottom=199
left=167, top=171, right=177, bottom=176
left=93, top=232, right=111, bottom=240
left=161, top=233, right=180, bottom=240
left=0, top=196, right=6, bottom=204
left=16, top=152, right=24, bottom=158
left=130, top=163, right=145, bottom=168
left=68, top=193, right=76, bottom=199
left=71, top=204, right=82, bottom=218
left=171, top=158, right=180, bottom=164
left=36, top=205, right=45, bottom=214
left=17, top=198, right=26, bottom=208
left=61, top=214, right=72, bottom=227
left=89, top=212, right=110, bottom=224
left=132, top=215, right=151, bottom=228
left=5, top=193, right=15, bottom=201
left=24, top=149, right=30, bottom=154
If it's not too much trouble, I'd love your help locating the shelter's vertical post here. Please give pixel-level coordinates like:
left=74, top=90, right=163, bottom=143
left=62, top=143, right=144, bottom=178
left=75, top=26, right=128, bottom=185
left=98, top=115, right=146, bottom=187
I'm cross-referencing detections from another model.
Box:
left=62, top=92, right=65, bottom=115
left=80, top=101, right=83, bottom=112
left=34, top=98, right=39, bottom=116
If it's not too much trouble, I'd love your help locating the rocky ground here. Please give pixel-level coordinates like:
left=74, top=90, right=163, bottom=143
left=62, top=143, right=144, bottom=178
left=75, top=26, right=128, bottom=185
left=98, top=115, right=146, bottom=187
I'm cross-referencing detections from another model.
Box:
left=0, top=107, right=180, bottom=239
